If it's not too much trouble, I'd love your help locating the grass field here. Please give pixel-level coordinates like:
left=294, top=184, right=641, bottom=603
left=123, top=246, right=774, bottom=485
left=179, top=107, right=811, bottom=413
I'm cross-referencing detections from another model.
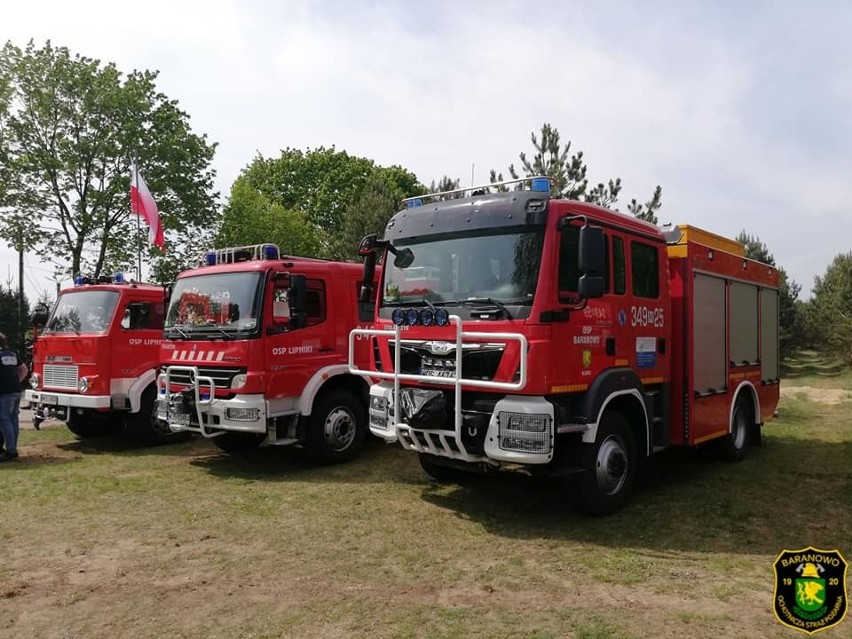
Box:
left=1, top=374, right=850, bottom=638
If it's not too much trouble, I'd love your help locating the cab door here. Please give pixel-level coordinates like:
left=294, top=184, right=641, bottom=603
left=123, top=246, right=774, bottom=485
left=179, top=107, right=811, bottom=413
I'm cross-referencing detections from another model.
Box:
left=265, top=274, right=338, bottom=400
left=622, top=238, right=670, bottom=384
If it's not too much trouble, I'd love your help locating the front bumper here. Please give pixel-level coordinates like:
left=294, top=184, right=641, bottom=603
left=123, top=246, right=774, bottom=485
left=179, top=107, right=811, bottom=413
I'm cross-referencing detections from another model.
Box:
left=24, top=389, right=111, bottom=411
left=156, top=393, right=267, bottom=437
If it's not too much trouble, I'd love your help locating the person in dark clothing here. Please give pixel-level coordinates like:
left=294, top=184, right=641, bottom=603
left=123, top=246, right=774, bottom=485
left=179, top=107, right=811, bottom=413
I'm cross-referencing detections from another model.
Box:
left=0, top=332, right=28, bottom=461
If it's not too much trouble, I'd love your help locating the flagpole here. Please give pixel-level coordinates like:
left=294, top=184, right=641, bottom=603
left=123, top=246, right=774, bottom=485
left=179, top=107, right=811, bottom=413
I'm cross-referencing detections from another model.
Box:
left=133, top=157, right=142, bottom=281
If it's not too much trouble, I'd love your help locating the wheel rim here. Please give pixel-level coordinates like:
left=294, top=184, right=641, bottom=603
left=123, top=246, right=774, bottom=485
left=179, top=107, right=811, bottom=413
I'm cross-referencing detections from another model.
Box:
left=596, top=435, right=628, bottom=496
left=323, top=406, right=357, bottom=452
left=732, top=406, right=748, bottom=450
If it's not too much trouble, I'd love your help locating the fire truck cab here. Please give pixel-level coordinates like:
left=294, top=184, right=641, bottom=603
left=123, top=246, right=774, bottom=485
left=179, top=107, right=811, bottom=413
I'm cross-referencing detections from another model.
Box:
left=157, top=244, right=376, bottom=463
left=24, top=275, right=174, bottom=443
left=350, top=177, right=780, bottom=514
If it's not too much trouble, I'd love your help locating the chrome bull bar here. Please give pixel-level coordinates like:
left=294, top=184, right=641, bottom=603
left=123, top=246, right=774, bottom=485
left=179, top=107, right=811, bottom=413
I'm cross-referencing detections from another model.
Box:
left=348, top=314, right=528, bottom=459
left=162, top=365, right=219, bottom=438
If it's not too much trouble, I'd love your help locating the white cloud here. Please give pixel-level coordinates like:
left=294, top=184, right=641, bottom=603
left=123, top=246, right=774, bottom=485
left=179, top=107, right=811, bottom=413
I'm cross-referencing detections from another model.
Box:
left=2, top=0, right=850, bottom=298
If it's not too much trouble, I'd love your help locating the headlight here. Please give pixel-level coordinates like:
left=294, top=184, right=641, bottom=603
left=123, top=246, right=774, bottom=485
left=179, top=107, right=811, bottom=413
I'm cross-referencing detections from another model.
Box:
left=78, top=377, right=89, bottom=393
left=231, top=374, right=247, bottom=390
left=30, top=373, right=40, bottom=389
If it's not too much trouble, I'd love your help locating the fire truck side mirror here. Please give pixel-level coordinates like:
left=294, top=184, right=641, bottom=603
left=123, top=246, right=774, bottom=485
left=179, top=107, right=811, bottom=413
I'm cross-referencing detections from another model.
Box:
left=578, top=225, right=605, bottom=299
left=30, top=309, right=49, bottom=328
left=288, top=274, right=308, bottom=329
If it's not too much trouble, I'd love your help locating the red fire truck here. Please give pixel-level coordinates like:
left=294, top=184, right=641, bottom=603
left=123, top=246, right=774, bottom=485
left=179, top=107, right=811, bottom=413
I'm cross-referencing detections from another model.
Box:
left=350, top=177, right=780, bottom=514
left=157, top=243, right=377, bottom=463
left=24, top=275, right=175, bottom=443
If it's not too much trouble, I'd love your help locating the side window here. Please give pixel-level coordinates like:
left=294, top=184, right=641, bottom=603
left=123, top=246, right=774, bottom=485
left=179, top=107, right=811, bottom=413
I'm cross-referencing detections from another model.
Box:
left=305, top=279, right=326, bottom=326
left=613, top=237, right=626, bottom=295
left=558, top=226, right=581, bottom=295
left=121, top=301, right=164, bottom=330
left=357, top=280, right=376, bottom=323
left=631, top=242, right=660, bottom=298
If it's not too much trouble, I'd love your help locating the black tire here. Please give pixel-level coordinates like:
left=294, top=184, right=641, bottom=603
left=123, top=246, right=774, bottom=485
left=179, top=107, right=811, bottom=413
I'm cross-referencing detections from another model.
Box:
left=212, top=432, right=265, bottom=453
left=305, top=390, right=366, bottom=464
left=724, top=398, right=751, bottom=462
left=66, top=410, right=110, bottom=439
left=418, top=453, right=475, bottom=483
left=127, top=387, right=189, bottom=446
left=576, top=411, right=637, bottom=516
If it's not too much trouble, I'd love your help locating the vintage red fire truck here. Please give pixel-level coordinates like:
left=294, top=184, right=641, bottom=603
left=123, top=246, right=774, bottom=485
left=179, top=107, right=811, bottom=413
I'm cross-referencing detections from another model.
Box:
left=24, top=275, right=175, bottom=443
left=350, top=176, right=780, bottom=514
left=156, top=243, right=377, bottom=463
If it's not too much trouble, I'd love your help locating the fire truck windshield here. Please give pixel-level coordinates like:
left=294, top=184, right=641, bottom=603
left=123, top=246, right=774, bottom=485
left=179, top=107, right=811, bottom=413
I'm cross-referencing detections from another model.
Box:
left=381, top=229, right=544, bottom=309
left=165, top=272, right=263, bottom=337
left=45, top=290, right=119, bottom=335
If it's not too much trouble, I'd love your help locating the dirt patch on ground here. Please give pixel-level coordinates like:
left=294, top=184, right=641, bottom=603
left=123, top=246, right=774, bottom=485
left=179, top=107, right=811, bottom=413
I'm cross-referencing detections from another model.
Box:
left=781, top=385, right=852, bottom=404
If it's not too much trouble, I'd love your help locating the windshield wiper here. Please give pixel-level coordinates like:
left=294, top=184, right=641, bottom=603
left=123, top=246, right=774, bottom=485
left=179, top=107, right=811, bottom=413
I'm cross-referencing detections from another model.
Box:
left=167, top=326, right=189, bottom=339
left=211, top=326, right=234, bottom=340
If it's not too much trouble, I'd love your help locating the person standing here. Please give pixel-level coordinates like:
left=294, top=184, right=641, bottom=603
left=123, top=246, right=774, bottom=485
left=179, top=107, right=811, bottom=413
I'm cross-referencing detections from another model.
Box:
left=0, top=332, right=28, bottom=462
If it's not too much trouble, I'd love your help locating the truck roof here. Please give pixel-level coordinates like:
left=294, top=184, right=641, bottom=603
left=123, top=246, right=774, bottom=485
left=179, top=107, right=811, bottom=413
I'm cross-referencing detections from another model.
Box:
left=177, top=256, right=364, bottom=279
left=385, top=191, right=667, bottom=244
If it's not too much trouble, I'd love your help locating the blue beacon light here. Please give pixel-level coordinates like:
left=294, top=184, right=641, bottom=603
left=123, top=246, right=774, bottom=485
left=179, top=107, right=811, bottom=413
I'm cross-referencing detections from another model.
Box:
left=530, top=177, right=551, bottom=193
left=419, top=309, right=434, bottom=326
left=74, top=276, right=85, bottom=286
left=405, top=309, right=419, bottom=326
left=113, top=272, right=125, bottom=284
left=204, top=252, right=217, bottom=266
left=263, top=245, right=279, bottom=260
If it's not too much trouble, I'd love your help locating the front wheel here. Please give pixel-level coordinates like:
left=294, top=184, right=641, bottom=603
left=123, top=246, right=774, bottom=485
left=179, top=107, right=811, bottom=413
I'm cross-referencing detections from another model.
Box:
left=127, top=388, right=189, bottom=446
left=305, top=390, right=366, bottom=464
left=575, top=412, right=637, bottom=516
left=66, top=410, right=110, bottom=439
left=212, top=432, right=265, bottom=453
left=418, top=453, right=477, bottom=483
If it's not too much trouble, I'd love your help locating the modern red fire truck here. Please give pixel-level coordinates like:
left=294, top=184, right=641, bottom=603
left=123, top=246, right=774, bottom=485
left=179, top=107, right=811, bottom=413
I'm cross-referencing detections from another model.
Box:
left=24, top=275, right=175, bottom=443
left=157, top=243, right=377, bottom=463
left=350, top=176, right=780, bottom=514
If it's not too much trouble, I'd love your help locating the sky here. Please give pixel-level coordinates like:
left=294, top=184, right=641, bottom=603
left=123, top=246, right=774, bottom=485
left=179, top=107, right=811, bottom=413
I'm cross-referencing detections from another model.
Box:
left=3, top=0, right=852, bottom=301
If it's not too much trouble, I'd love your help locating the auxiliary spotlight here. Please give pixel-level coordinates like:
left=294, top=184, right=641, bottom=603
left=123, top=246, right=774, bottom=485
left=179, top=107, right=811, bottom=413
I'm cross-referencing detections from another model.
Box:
left=435, top=308, right=450, bottom=327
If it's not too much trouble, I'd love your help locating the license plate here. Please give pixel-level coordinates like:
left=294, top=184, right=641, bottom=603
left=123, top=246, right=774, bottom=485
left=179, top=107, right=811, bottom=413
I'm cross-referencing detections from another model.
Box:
left=423, top=369, right=456, bottom=378
left=168, top=411, right=191, bottom=426
left=41, top=394, right=58, bottom=405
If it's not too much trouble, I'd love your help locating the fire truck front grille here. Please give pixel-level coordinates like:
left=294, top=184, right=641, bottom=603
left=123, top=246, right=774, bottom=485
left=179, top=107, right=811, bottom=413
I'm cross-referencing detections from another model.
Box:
left=392, top=342, right=504, bottom=381
left=167, top=366, right=247, bottom=390
left=43, top=365, right=79, bottom=389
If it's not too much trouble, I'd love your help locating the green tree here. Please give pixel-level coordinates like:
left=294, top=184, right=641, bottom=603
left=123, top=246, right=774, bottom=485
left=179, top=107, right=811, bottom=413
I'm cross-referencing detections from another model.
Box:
left=216, top=178, right=322, bottom=257
left=806, top=253, right=852, bottom=362
left=236, top=147, right=379, bottom=234
left=332, top=177, right=399, bottom=261
left=0, top=284, right=28, bottom=355
left=229, top=147, right=423, bottom=258
left=428, top=175, right=462, bottom=200
left=0, top=40, right=218, bottom=282
left=491, top=123, right=662, bottom=223
left=735, top=231, right=803, bottom=357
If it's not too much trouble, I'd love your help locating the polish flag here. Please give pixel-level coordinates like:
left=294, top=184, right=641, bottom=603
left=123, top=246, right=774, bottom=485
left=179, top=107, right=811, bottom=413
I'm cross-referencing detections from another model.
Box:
left=130, top=164, right=165, bottom=250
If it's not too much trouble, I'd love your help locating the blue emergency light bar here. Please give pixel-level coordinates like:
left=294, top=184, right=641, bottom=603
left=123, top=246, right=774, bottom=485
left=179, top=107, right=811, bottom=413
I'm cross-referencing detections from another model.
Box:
left=203, top=243, right=281, bottom=266
left=73, top=273, right=128, bottom=286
